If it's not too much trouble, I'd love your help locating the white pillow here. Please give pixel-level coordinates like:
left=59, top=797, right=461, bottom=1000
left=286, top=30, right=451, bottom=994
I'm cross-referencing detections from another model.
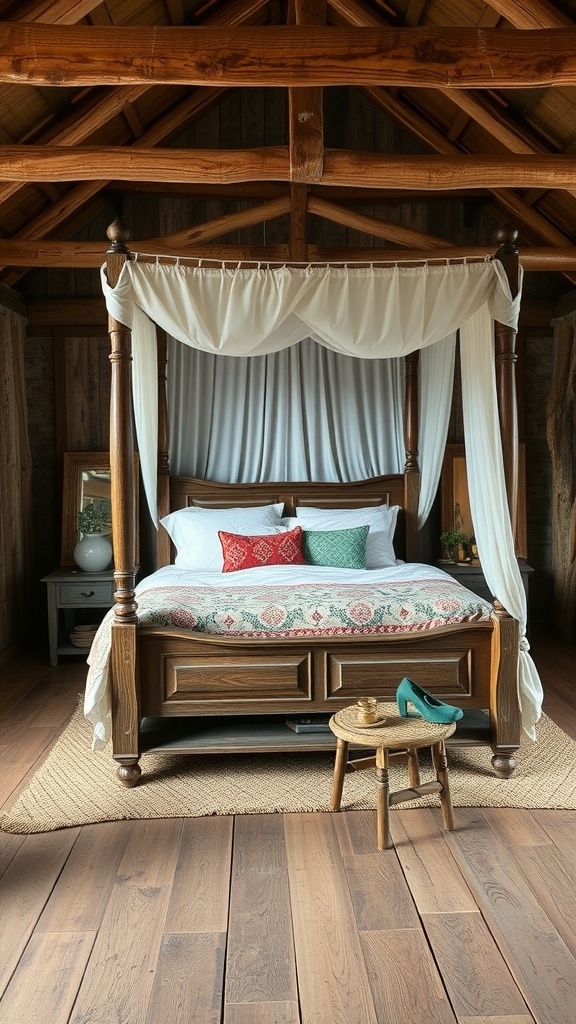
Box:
left=161, top=503, right=285, bottom=571
left=292, top=505, right=400, bottom=569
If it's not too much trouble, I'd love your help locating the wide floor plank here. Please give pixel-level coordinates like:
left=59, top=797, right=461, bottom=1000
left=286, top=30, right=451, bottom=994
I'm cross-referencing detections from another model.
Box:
left=164, top=816, right=233, bottom=933
left=284, top=813, right=379, bottom=1024
left=69, top=882, right=172, bottom=1024
left=361, top=928, right=457, bottom=1023
left=145, top=933, right=225, bottom=1024
left=225, top=1002, right=300, bottom=1023
left=422, top=912, right=530, bottom=1019
left=392, top=808, right=477, bottom=914
left=446, top=808, right=576, bottom=1024
left=0, top=829, right=80, bottom=998
left=36, top=821, right=129, bottom=932
left=225, top=814, right=297, bottom=1007
left=0, top=931, right=95, bottom=1024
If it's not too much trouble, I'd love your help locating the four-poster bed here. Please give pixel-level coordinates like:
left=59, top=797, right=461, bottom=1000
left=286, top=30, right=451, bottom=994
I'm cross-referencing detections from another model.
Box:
left=90, top=223, right=541, bottom=787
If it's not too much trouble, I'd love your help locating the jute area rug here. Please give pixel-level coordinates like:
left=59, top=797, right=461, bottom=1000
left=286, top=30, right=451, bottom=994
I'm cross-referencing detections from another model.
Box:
left=2, top=705, right=576, bottom=834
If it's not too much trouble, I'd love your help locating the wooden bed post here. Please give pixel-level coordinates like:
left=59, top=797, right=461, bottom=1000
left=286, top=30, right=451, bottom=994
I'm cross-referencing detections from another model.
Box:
left=404, top=350, right=420, bottom=560
left=491, top=226, right=522, bottom=779
left=105, top=219, right=141, bottom=788
left=156, top=327, right=171, bottom=568
left=493, top=226, right=520, bottom=537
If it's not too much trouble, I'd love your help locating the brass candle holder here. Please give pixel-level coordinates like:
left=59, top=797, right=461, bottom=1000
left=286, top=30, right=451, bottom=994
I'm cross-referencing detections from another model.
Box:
left=355, top=697, right=378, bottom=725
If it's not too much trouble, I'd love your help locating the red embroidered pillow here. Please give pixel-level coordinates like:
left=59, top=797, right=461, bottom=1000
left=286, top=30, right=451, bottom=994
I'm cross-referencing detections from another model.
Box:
left=219, top=526, right=304, bottom=572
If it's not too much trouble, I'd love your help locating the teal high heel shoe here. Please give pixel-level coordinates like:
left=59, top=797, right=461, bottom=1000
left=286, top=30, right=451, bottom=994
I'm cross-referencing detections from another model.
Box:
left=396, top=677, right=463, bottom=724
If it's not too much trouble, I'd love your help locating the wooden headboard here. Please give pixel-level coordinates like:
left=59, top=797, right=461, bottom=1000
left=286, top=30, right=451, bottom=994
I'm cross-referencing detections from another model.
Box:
left=157, top=473, right=406, bottom=567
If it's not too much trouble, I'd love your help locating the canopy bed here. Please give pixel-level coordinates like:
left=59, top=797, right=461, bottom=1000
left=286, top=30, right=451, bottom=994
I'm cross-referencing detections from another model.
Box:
left=87, top=223, right=543, bottom=787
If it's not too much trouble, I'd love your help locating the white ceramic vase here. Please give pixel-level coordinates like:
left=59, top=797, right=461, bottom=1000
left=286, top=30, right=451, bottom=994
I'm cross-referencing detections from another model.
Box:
left=73, top=532, right=112, bottom=572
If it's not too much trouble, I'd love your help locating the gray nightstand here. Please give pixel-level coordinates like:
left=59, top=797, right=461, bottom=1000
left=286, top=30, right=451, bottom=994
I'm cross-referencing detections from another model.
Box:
left=41, top=567, right=115, bottom=666
left=438, top=559, right=534, bottom=629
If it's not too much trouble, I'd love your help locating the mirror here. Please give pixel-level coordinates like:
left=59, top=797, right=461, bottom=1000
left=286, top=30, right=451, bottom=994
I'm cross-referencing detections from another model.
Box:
left=61, top=452, right=140, bottom=566
left=441, top=443, right=527, bottom=560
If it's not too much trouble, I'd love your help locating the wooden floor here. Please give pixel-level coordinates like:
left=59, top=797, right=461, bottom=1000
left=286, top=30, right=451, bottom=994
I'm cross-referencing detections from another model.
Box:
left=0, top=633, right=574, bottom=1024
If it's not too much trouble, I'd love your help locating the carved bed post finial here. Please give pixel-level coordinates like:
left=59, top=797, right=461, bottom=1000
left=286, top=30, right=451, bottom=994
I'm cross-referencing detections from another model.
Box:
left=494, top=224, right=519, bottom=262
left=493, top=226, right=520, bottom=542
left=106, top=218, right=130, bottom=255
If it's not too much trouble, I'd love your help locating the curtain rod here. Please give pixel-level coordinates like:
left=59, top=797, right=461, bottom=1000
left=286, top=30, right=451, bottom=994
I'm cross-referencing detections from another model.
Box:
left=128, top=251, right=494, bottom=269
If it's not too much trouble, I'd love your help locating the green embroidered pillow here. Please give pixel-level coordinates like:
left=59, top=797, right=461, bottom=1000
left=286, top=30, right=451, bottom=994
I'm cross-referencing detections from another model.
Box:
left=302, top=525, right=369, bottom=569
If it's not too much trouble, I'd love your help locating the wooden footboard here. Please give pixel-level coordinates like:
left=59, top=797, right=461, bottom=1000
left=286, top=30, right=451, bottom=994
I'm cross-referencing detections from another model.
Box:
left=109, top=614, right=521, bottom=785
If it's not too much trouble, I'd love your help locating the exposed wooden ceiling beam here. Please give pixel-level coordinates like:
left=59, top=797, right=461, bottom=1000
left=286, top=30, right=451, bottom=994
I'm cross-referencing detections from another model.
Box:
left=288, top=1, right=324, bottom=185
left=0, top=85, right=149, bottom=208
left=307, top=196, right=452, bottom=248
left=4, top=147, right=576, bottom=190
left=339, top=0, right=576, bottom=250
left=0, top=87, right=227, bottom=276
left=321, top=152, right=576, bottom=191
left=481, top=0, right=572, bottom=29
left=145, top=196, right=292, bottom=248
left=3, top=25, right=576, bottom=88
left=7, top=0, right=104, bottom=23
left=1, top=237, right=574, bottom=270
left=289, top=184, right=309, bottom=261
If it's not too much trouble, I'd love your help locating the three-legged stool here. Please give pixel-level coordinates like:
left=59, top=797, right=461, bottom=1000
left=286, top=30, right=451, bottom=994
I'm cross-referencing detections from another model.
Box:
left=329, top=701, right=457, bottom=850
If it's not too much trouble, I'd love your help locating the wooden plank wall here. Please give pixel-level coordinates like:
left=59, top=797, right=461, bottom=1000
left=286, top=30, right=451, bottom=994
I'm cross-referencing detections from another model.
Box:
left=0, top=304, right=32, bottom=658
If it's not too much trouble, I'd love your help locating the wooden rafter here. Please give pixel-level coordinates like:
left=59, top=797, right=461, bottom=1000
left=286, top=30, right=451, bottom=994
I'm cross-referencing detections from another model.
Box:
left=339, top=0, right=576, bottom=222
left=144, top=196, right=292, bottom=248
left=333, top=0, right=576, bottom=266
left=482, top=0, right=572, bottom=29
left=0, top=0, right=271, bottom=280
left=0, top=88, right=227, bottom=277
left=3, top=147, right=576, bottom=190
left=8, top=0, right=104, bottom=23
left=307, top=196, right=452, bottom=249
left=0, top=238, right=575, bottom=270
left=3, top=25, right=576, bottom=88
left=0, top=85, right=149, bottom=208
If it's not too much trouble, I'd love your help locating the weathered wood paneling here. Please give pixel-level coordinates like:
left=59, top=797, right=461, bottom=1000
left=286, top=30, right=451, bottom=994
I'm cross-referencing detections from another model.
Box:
left=0, top=305, right=32, bottom=655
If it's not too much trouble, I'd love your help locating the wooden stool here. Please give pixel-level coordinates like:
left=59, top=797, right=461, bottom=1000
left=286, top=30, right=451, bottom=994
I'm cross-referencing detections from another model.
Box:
left=329, top=702, right=457, bottom=850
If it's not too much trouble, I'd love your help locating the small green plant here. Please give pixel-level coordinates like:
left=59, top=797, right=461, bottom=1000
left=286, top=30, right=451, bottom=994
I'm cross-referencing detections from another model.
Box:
left=77, top=500, right=111, bottom=535
left=439, top=529, right=468, bottom=561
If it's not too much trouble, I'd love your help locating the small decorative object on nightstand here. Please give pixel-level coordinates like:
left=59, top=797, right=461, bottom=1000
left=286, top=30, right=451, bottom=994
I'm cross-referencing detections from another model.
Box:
left=73, top=497, right=112, bottom=572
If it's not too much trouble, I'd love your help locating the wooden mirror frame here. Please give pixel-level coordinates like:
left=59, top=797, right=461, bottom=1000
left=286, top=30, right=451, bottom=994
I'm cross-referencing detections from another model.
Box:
left=61, top=452, right=139, bottom=567
left=441, top=443, right=526, bottom=559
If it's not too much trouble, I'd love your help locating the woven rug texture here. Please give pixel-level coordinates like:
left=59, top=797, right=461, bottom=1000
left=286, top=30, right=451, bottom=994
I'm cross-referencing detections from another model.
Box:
left=2, top=705, right=576, bottom=834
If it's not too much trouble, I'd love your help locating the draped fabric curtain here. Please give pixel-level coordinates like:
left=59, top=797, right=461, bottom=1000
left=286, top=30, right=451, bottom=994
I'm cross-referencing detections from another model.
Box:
left=167, top=337, right=406, bottom=483
left=101, top=257, right=543, bottom=737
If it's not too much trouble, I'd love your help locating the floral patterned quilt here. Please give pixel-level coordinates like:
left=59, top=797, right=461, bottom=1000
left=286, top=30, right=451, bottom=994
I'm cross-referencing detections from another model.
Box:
left=139, top=576, right=492, bottom=634
left=90, top=575, right=491, bottom=666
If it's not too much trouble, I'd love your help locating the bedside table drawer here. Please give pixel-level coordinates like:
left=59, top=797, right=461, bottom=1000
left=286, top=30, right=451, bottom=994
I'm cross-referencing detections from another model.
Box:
left=58, top=582, right=115, bottom=606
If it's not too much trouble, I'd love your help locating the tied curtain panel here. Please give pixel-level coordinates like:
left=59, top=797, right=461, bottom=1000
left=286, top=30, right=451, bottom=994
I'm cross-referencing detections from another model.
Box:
left=101, top=258, right=543, bottom=738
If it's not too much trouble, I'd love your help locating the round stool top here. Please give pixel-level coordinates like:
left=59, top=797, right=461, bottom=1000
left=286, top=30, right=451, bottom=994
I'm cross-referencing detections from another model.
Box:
left=330, top=702, right=457, bottom=749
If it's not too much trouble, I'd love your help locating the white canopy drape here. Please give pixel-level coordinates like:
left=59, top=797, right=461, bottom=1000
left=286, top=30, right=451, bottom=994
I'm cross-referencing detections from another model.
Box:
left=101, top=256, right=542, bottom=737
